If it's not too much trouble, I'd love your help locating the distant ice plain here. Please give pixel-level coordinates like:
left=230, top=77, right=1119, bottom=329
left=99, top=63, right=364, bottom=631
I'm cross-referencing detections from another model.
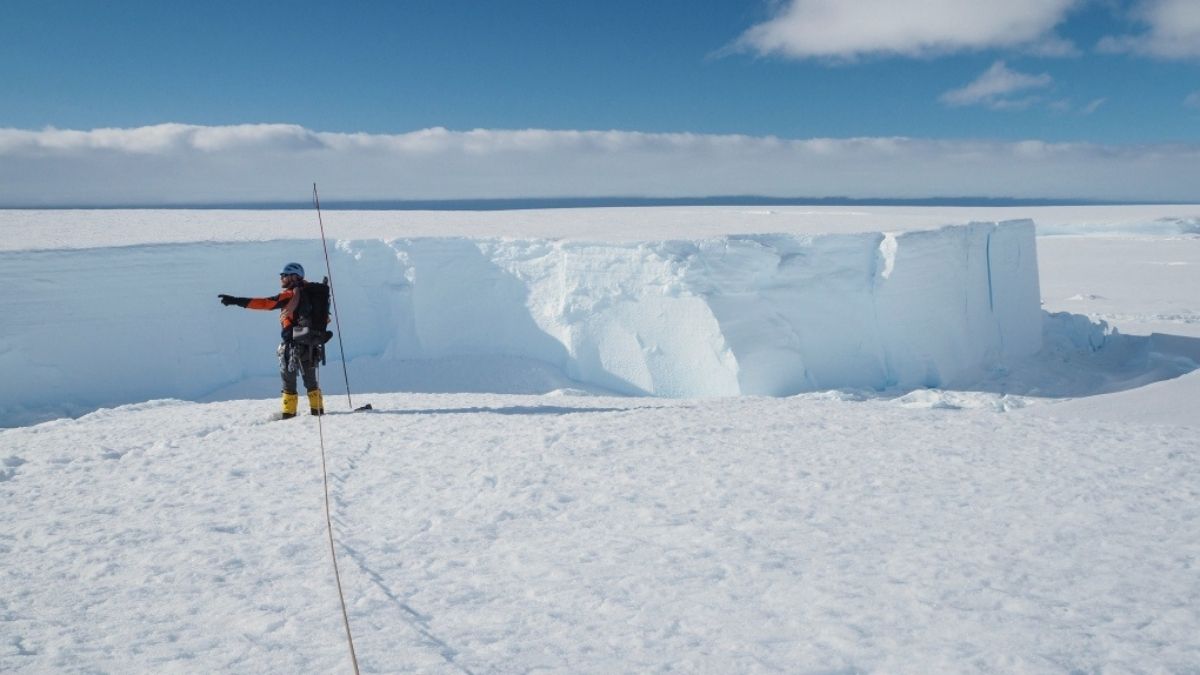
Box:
left=2, top=203, right=1197, bottom=249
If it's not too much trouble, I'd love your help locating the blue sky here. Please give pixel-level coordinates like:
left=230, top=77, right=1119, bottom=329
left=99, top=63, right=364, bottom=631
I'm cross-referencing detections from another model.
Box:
left=1, top=0, right=1198, bottom=204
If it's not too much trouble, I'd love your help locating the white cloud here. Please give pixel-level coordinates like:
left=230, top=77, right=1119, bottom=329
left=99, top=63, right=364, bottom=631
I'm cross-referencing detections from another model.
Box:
left=0, top=124, right=321, bottom=155
left=733, top=0, right=1079, bottom=60
left=0, top=123, right=1197, bottom=204
left=1081, top=98, right=1108, bottom=114
left=940, top=61, right=1054, bottom=108
left=1186, top=91, right=1200, bottom=109
left=1098, top=0, right=1200, bottom=59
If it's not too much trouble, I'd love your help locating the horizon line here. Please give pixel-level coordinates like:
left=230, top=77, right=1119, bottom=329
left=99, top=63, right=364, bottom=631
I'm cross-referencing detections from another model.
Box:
left=3, top=195, right=1193, bottom=211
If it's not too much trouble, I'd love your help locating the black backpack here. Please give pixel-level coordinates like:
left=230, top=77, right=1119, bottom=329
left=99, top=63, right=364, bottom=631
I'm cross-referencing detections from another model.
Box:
left=292, top=278, right=334, bottom=346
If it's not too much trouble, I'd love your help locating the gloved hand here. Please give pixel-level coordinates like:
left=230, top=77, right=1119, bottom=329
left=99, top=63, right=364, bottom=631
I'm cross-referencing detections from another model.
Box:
left=281, top=327, right=294, bottom=343
left=218, top=294, right=248, bottom=307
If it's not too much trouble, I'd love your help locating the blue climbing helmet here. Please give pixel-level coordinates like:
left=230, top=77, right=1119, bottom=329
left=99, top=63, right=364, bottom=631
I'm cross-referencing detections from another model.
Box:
left=280, top=262, right=304, bottom=278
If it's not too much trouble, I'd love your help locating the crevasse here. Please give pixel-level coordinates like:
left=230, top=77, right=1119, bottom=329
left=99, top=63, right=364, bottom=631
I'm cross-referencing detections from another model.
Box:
left=0, top=220, right=1041, bottom=425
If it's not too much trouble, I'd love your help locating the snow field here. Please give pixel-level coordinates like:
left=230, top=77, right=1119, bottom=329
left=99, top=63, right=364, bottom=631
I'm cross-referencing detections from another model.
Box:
left=3, top=206, right=1200, bottom=672
left=1037, top=235, right=1200, bottom=338
left=2, top=393, right=1198, bottom=672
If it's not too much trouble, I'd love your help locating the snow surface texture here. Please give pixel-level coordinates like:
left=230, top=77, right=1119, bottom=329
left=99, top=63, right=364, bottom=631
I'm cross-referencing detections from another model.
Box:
left=0, top=221, right=1041, bottom=426
left=3, top=394, right=1199, bottom=673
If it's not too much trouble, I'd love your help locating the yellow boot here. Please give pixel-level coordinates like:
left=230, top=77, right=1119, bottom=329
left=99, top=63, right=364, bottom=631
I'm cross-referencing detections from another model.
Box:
left=281, top=392, right=299, bottom=419
left=307, top=389, right=324, bottom=416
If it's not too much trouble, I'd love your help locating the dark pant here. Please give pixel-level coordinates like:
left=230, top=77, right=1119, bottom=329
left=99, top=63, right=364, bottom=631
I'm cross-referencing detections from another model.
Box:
left=279, top=342, right=320, bottom=394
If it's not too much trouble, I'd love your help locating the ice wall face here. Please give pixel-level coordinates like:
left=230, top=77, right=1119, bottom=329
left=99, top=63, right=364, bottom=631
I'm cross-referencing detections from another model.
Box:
left=872, top=222, right=1041, bottom=390
left=0, top=221, right=1041, bottom=425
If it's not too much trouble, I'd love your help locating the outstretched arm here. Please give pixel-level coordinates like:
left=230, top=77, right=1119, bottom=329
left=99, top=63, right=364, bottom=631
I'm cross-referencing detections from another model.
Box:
left=217, top=293, right=288, bottom=309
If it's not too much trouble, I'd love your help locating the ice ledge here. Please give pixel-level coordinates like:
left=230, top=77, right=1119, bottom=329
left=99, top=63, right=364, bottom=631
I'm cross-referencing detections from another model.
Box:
left=0, top=220, right=1041, bottom=424
left=368, top=219, right=1040, bottom=396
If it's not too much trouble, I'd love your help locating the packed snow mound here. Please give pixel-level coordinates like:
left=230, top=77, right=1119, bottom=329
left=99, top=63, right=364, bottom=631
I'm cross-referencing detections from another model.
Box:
left=0, top=220, right=1042, bottom=426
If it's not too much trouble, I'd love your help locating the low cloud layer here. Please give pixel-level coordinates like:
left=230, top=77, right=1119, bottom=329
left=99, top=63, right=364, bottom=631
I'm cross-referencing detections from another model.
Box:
left=734, top=0, right=1078, bottom=60
left=1, top=124, right=1197, bottom=205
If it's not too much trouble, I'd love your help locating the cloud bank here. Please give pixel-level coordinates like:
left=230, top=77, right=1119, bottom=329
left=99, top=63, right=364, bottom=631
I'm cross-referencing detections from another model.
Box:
left=734, top=0, right=1079, bottom=60
left=1, top=124, right=1197, bottom=205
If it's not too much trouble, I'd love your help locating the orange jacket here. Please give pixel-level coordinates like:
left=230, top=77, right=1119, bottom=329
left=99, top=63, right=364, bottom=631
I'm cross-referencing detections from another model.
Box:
left=244, top=289, right=301, bottom=328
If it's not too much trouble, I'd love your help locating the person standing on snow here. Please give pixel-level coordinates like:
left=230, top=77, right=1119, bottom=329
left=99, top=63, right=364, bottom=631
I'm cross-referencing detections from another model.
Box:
left=218, top=262, right=331, bottom=419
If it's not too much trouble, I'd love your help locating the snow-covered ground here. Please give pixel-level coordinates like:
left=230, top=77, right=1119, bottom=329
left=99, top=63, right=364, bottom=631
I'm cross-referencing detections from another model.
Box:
left=2, top=205, right=1200, bottom=673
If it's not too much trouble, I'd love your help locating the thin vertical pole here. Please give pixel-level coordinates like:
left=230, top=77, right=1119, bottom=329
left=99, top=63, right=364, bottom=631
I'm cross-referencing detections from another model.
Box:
left=313, top=183, right=355, bottom=410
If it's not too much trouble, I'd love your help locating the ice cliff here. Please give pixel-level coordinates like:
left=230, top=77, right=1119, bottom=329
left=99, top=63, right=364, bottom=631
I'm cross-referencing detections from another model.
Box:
left=0, top=220, right=1041, bottom=425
